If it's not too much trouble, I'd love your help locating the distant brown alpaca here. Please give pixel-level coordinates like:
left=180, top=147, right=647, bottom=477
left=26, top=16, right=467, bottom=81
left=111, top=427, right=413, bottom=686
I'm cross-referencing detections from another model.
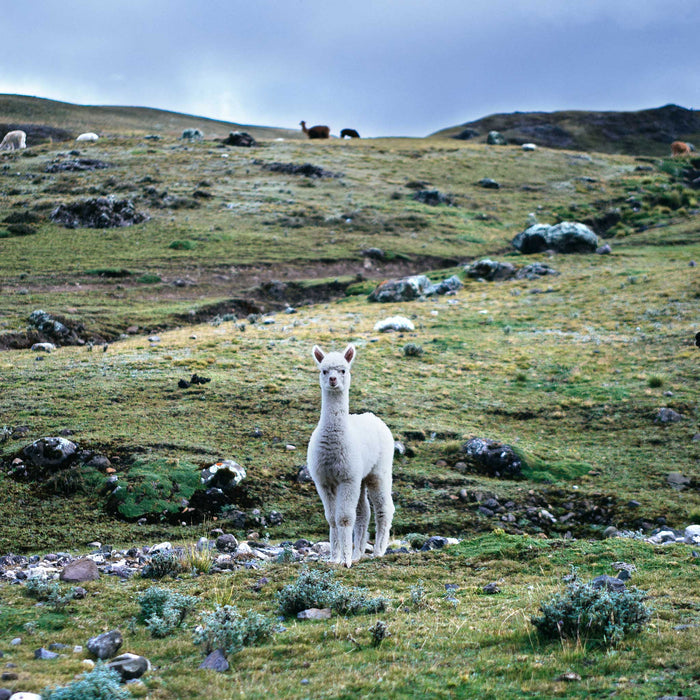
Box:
left=340, top=128, right=360, bottom=139
left=300, top=121, right=330, bottom=139
left=671, top=140, right=691, bottom=157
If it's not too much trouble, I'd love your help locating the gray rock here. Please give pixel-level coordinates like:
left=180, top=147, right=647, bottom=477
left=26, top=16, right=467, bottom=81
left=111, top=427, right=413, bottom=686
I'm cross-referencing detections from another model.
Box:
left=21, top=437, right=78, bottom=469
left=199, top=648, right=230, bottom=672
left=201, top=460, right=246, bottom=490
left=512, top=221, right=598, bottom=254
left=482, top=582, right=501, bottom=594
left=412, top=189, right=454, bottom=206
left=684, top=525, right=700, bottom=544
left=87, top=629, right=123, bottom=659
left=667, top=472, right=691, bottom=490
left=0, top=689, right=10, bottom=700
left=34, top=647, right=59, bottom=659
left=215, top=534, right=239, bottom=553
left=655, top=407, right=683, bottom=423
left=60, top=558, right=100, bottom=582
left=107, top=652, right=151, bottom=680
left=477, top=178, right=500, bottom=189
left=421, top=536, right=449, bottom=551
left=514, top=262, right=559, bottom=280
left=591, top=575, right=626, bottom=592
left=465, top=258, right=515, bottom=281
left=223, top=131, right=256, bottom=147
left=603, top=526, right=619, bottom=538
left=461, top=437, right=524, bottom=478
left=181, top=128, right=204, bottom=141
left=368, top=275, right=434, bottom=302
left=297, top=608, right=332, bottom=620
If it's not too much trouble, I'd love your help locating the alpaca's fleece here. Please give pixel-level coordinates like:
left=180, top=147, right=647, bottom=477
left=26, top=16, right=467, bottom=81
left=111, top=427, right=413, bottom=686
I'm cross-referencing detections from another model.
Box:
left=307, top=344, right=394, bottom=567
left=0, top=130, right=26, bottom=151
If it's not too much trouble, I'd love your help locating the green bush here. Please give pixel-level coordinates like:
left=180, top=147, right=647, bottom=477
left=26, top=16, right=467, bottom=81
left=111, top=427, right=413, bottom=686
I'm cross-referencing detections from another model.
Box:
left=168, top=239, right=197, bottom=250
left=138, top=586, right=198, bottom=638
left=43, top=663, right=131, bottom=699
left=276, top=567, right=388, bottom=617
left=193, top=604, right=275, bottom=655
left=140, top=551, right=183, bottom=580
left=532, top=577, right=652, bottom=647
left=25, top=577, right=77, bottom=611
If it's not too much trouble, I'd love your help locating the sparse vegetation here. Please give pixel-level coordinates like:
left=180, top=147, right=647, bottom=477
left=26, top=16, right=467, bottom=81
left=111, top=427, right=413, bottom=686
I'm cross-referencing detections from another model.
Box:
left=0, top=97, right=698, bottom=699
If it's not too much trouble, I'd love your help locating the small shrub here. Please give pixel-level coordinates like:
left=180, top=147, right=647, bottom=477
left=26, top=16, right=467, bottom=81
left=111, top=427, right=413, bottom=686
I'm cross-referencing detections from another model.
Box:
left=647, top=375, right=663, bottom=388
left=532, top=578, right=652, bottom=647
left=25, top=578, right=76, bottom=611
left=193, top=604, right=275, bottom=655
left=138, top=586, right=198, bottom=638
left=43, top=663, right=131, bottom=699
left=168, top=239, right=197, bottom=250
left=405, top=533, right=428, bottom=550
left=409, top=580, right=428, bottom=609
left=369, top=620, right=389, bottom=647
left=136, top=273, right=162, bottom=284
left=180, top=544, right=213, bottom=574
left=276, top=567, right=388, bottom=617
left=141, top=551, right=183, bottom=580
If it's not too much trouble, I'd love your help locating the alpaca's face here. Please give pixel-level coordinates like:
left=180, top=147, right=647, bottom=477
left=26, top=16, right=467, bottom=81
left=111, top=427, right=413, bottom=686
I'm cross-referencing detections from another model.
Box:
left=312, top=344, right=355, bottom=394
left=318, top=353, right=351, bottom=393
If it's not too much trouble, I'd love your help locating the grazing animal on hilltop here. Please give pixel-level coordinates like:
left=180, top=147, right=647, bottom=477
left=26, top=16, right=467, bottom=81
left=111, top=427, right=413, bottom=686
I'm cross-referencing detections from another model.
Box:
left=76, top=132, right=99, bottom=142
left=300, top=121, right=330, bottom=139
left=671, top=141, right=691, bottom=157
left=307, top=344, right=395, bottom=568
left=0, top=130, right=26, bottom=151
left=340, top=128, right=360, bottom=139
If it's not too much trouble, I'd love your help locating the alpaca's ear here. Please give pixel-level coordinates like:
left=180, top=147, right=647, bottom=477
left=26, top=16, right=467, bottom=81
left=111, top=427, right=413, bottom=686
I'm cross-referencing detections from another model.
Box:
left=312, top=345, right=325, bottom=366
left=343, top=344, right=356, bottom=366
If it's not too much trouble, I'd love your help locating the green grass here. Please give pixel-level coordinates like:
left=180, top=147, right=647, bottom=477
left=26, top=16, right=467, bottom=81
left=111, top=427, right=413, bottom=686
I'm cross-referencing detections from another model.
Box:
left=0, top=105, right=699, bottom=698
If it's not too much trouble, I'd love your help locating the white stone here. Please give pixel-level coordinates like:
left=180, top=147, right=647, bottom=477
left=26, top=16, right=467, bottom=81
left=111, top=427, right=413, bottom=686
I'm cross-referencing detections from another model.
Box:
left=684, top=524, right=700, bottom=544
left=522, top=143, right=537, bottom=151
left=150, top=542, right=173, bottom=553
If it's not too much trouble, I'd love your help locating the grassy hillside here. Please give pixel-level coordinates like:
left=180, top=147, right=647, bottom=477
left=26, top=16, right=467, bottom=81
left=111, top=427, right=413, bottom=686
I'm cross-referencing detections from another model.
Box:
left=0, top=94, right=301, bottom=141
left=0, top=103, right=699, bottom=698
left=431, top=103, right=700, bottom=156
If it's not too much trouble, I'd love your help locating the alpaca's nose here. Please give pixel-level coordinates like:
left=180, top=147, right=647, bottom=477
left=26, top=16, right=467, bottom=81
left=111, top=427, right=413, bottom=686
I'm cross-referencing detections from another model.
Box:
left=329, top=376, right=337, bottom=386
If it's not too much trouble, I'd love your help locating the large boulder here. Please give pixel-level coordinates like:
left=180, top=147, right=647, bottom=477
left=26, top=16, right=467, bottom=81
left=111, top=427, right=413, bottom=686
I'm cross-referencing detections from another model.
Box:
left=368, top=274, right=462, bottom=303
left=60, top=558, right=100, bottom=583
left=223, top=131, right=256, bottom=147
left=512, top=222, right=598, bottom=254
left=465, top=259, right=516, bottom=281
left=460, top=437, right=524, bottom=478
left=87, top=630, right=123, bottom=660
left=22, top=437, right=78, bottom=469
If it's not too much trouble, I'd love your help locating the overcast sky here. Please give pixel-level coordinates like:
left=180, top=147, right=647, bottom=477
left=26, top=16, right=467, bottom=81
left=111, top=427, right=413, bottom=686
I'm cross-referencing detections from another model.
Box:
left=2, top=1, right=698, bottom=137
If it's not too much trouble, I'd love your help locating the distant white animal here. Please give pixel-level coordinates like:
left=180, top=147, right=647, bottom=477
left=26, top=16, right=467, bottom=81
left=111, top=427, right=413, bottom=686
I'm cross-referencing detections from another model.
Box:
left=0, top=130, right=26, bottom=151
left=76, top=132, right=99, bottom=142
left=307, top=344, right=395, bottom=567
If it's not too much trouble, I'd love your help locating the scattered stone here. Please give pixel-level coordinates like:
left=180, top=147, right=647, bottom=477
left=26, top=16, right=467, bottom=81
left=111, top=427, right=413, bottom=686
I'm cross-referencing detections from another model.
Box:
left=482, top=582, right=501, bottom=594
left=555, top=672, right=581, bottom=682
left=591, top=575, right=626, bottom=592
left=201, top=460, right=246, bottom=489
left=421, top=536, right=449, bottom=551
left=512, top=221, right=598, bottom=254
left=297, top=608, right=332, bottom=620
left=603, top=526, right=619, bottom=539
left=50, top=196, right=149, bottom=229
left=199, top=648, right=230, bottom=672
left=215, top=534, right=239, bottom=553
left=106, top=652, right=151, bottom=681
left=403, top=343, right=424, bottom=357
left=181, top=128, right=204, bottom=141
left=261, top=161, right=341, bottom=178
left=223, top=131, right=256, bottom=147
left=477, top=178, right=500, bottom=189
left=596, top=244, right=612, bottom=255
left=87, top=629, right=123, bottom=660
left=45, top=158, right=110, bottom=173
left=21, top=436, right=78, bottom=469
left=34, top=647, right=59, bottom=659
left=368, top=273, right=461, bottom=302
left=655, top=407, right=682, bottom=423
left=684, top=525, right=700, bottom=544
left=667, top=472, right=691, bottom=490
left=460, top=437, right=524, bottom=478
left=514, top=262, right=559, bottom=280
left=464, top=258, right=515, bottom=281
left=374, top=316, right=415, bottom=332
left=412, top=189, right=454, bottom=206
left=60, top=558, right=100, bottom=583
left=522, top=143, right=537, bottom=151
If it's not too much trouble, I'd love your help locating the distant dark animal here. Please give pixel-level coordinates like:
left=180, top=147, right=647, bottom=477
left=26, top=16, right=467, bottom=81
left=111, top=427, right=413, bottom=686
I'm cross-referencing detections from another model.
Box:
left=300, top=121, right=330, bottom=139
left=671, top=141, right=691, bottom=157
left=340, top=128, right=360, bottom=139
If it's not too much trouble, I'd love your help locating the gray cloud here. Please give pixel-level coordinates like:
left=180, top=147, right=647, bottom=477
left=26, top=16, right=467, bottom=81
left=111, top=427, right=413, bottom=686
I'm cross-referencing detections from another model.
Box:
left=1, top=0, right=697, bottom=136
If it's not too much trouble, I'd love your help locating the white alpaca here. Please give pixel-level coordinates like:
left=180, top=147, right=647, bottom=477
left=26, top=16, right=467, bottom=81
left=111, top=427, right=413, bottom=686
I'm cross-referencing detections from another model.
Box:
left=76, top=132, right=99, bottom=142
left=0, top=130, right=26, bottom=151
left=307, top=344, right=395, bottom=567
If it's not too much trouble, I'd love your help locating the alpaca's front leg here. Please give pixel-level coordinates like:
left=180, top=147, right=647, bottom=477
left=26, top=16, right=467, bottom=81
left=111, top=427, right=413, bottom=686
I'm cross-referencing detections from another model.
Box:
left=335, top=480, right=360, bottom=567
left=315, top=481, right=343, bottom=563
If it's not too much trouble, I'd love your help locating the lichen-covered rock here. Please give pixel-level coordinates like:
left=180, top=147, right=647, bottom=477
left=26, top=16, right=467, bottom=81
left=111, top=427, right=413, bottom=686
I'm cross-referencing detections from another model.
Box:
left=465, top=258, right=516, bottom=281
left=22, top=437, right=78, bottom=469
left=50, top=196, right=149, bottom=229
left=87, top=630, right=122, bottom=660
left=461, top=437, right=524, bottom=478
left=512, top=221, right=598, bottom=254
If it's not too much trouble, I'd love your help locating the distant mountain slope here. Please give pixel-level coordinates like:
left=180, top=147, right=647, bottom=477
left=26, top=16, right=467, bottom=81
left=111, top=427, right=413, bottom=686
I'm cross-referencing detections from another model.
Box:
left=0, top=94, right=301, bottom=143
left=430, top=104, right=700, bottom=156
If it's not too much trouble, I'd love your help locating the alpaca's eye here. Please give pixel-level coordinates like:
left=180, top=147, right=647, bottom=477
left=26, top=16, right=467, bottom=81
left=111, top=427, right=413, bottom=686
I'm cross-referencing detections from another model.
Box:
left=340, top=369, right=345, bottom=374
left=322, top=370, right=328, bottom=374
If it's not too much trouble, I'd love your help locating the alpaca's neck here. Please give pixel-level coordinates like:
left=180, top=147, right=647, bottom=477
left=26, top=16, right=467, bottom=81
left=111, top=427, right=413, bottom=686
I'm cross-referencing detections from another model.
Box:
left=301, top=123, right=308, bottom=134
left=319, top=389, right=350, bottom=428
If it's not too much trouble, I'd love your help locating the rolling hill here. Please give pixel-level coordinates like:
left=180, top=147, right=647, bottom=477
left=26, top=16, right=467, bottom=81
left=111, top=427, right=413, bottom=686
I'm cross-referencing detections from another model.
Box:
left=430, top=103, right=700, bottom=156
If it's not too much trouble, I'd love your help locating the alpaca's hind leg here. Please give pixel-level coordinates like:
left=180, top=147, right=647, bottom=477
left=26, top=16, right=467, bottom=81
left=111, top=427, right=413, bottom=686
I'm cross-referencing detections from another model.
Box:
left=335, top=480, right=360, bottom=567
left=369, top=480, right=395, bottom=557
left=353, top=482, right=370, bottom=562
